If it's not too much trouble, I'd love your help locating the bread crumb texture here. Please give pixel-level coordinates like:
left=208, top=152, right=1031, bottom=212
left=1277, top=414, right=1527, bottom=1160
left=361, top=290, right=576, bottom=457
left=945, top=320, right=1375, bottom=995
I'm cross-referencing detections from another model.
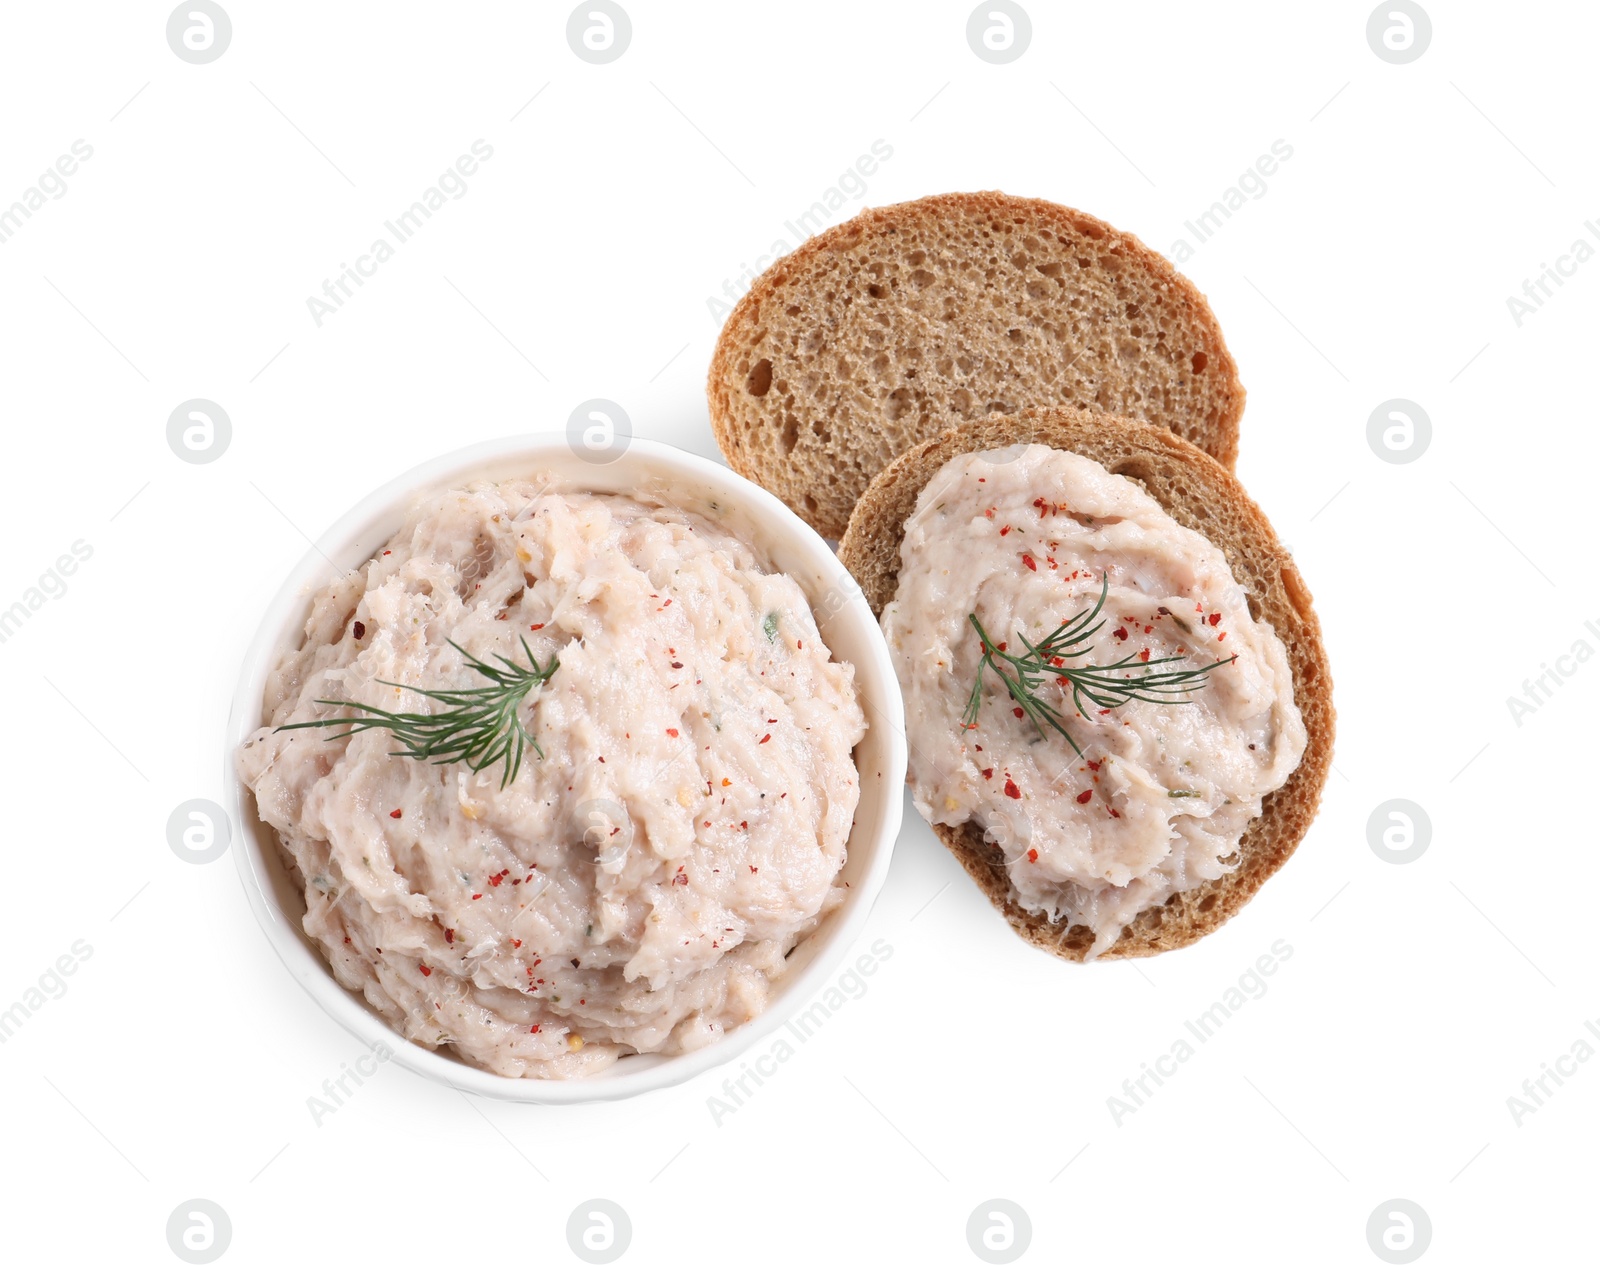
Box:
left=709, top=192, right=1244, bottom=538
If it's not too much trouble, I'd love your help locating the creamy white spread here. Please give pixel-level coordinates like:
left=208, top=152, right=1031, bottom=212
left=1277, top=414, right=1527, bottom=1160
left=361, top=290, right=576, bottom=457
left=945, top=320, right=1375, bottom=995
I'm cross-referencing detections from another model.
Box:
left=882, top=445, right=1305, bottom=957
left=237, top=481, right=865, bottom=1077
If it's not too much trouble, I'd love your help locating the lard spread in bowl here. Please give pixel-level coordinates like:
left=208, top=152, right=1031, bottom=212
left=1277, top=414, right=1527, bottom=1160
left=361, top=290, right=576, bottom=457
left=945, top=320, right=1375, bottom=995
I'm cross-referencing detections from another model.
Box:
left=228, top=436, right=904, bottom=1101
left=882, top=444, right=1305, bottom=957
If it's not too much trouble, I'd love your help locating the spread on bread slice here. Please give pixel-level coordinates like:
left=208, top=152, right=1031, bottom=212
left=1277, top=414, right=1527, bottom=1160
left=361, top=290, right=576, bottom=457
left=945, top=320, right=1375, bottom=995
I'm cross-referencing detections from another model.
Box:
left=839, top=408, right=1331, bottom=960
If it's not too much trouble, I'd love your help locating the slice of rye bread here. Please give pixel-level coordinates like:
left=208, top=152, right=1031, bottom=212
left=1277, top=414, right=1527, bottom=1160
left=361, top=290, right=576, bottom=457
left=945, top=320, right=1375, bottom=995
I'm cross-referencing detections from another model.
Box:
left=708, top=191, right=1245, bottom=539
left=837, top=408, right=1333, bottom=960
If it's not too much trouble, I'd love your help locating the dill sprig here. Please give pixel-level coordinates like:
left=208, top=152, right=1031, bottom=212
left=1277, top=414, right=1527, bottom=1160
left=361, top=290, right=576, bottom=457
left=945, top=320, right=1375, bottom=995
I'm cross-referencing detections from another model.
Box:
left=960, top=576, right=1234, bottom=756
left=277, top=637, right=559, bottom=789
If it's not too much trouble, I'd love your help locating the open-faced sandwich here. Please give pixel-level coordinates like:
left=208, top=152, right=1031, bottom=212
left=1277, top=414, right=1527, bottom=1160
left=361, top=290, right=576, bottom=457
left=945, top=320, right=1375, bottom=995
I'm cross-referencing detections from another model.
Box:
left=837, top=408, right=1332, bottom=959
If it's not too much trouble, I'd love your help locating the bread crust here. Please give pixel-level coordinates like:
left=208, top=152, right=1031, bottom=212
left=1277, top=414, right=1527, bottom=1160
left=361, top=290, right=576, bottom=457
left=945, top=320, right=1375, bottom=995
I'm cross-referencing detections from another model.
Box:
left=837, top=408, right=1332, bottom=960
left=709, top=192, right=1245, bottom=539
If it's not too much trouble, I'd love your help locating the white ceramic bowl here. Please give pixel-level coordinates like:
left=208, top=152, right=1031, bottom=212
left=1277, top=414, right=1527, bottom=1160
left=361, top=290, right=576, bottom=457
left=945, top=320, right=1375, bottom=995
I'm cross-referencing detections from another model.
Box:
left=224, top=433, right=906, bottom=1104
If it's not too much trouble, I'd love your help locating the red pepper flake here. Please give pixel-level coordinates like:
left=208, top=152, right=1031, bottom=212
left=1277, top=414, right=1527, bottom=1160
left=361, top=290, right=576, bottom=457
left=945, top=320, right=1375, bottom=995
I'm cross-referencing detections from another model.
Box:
left=984, top=507, right=995, bottom=518
left=418, top=964, right=432, bottom=977
left=1021, top=554, right=1037, bottom=572
left=382, top=550, right=391, bottom=555
left=999, top=525, right=1011, bottom=536
left=672, top=871, right=688, bottom=886
left=511, top=939, right=521, bottom=948
left=1139, top=648, right=1151, bottom=662
left=471, top=893, right=482, bottom=900
left=759, top=734, right=771, bottom=744
left=981, top=767, right=994, bottom=780
left=1012, top=706, right=1025, bottom=719
left=670, top=661, right=683, bottom=669
left=1076, top=789, right=1093, bottom=804
left=530, top=1024, right=540, bottom=1034
left=444, top=928, right=455, bottom=944
left=1208, top=612, right=1222, bottom=627
left=1218, top=632, right=1227, bottom=641
left=1108, top=807, right=1122, bottom=818
left=749, top=865, right=759, bottom=873
left=529, top=622, right=545, bottom=631
left=1143, top=625, right=1152, bottom=634
left=1099, top=708, right=1111, bottom=715
left=389, top=808, right=402, bottom=818
left=353, top=620, right=366, bottom=640
left=488, top=874, right=504, bottom=887
left=663, top=598, right=672, bottom=606
left=1112, top=626, right=1128, bottom=641
left=666, top=728, right=679, bottom=737
left=1003, top=777, right=1021, bottom=799
left=1027, top=848, right=1039, bottom=862
left=1086, top=759, right=1101, bottom=771
left=739, top=820, right=749, bottom=829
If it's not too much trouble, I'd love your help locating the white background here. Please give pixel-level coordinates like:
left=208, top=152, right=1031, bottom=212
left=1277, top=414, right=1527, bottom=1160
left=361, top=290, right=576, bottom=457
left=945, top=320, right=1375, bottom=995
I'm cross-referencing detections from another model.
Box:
left=1, top=2, right=1595, bottom=1261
